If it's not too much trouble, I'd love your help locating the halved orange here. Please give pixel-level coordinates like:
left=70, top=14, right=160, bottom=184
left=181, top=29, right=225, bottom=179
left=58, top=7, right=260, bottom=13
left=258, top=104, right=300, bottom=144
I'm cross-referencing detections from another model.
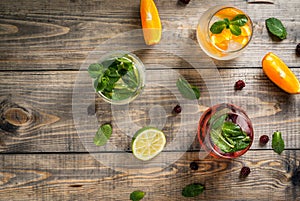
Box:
left=140, top=0, right=162, bottom=45
left=262, top=52, right=300, bottom=94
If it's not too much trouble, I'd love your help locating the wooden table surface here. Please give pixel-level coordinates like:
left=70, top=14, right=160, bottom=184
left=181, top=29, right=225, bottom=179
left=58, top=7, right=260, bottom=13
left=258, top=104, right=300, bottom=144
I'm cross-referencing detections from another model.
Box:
left=0, top=0, right=300, bottom=200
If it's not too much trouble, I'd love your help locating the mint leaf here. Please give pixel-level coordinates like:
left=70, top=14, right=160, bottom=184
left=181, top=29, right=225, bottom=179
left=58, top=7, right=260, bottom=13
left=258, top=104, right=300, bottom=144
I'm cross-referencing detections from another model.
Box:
left=266, top=18, right=287, bottom=40
left=182, top=183, right=204, bottom=197
left=210, top=21, right=227, bottom=34
left=210, top=114, right=227, bottom=130
left=176, top=77, right=200, bottom=100
left=230, top=14, right=248, bottom=26
left=210, top=121, right=251, bottom=153
left=122, top=70, right=138, bottom=89
left=222, top=121, right=244, bottom=137
left=210, top=14, right=248, bottom=36
left=130, top=190, right=145, bottom=201
left=224, top=18, right=230, bottom=27
left=191, top=86, right=200, bottom=99
left=88, top=63, right=103, bottom=78
left=272, top=131, right=285, bottom=154
left=229, top=24, right=242, bottom=36
left=93, top=123, right=112, bottom=146
left=210, top=129, right=234, bottom=153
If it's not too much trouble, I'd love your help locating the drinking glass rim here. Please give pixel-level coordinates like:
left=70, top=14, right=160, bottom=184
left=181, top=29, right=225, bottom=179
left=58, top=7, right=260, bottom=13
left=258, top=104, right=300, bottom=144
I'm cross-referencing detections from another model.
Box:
left=206, top=6, right=254, bottom=54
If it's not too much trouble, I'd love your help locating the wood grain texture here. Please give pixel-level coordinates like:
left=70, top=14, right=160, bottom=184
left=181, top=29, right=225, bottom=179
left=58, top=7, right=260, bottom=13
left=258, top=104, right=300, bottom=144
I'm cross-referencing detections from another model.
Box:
left=0, top=69, right=299, bottom=152
left=0, top=0, right=300, bottom=200
left=0, top=151, right=299, bottom=201
left=0, top=0, right=299, bottom=70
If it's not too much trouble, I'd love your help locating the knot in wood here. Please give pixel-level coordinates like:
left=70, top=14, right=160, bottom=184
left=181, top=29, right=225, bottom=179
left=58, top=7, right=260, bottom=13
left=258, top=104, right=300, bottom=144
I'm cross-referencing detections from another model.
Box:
left=3, top=108, right=32, bottom=126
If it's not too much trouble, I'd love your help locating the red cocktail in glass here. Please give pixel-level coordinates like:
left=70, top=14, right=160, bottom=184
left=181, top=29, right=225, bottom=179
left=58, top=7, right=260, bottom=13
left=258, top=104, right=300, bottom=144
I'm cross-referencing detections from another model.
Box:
left=198, top=103, right=254, bottom=158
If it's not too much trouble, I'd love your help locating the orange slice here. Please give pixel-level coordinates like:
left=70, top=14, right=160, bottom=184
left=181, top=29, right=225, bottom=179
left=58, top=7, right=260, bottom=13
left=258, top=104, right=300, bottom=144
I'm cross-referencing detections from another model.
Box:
left=140, top=0, right=162, bottom=45
left=210, top=29, right=232, bottom=50
left=216, top=41, right=229, bottom=50
left=262, top=52, right=300, bottom=94
left=240, top=26, right=252, bottom=37
left=215, top=7, right=243, bottom=20
left=232, top=35, right=249, bottom=46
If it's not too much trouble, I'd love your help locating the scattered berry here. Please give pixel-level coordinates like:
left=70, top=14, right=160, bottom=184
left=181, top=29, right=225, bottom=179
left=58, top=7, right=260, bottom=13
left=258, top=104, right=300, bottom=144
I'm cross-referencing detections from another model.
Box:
left=234, top=80, right=246, bottom=90
left=173, top=105, right=182, bottom=114
left=259, top=135, right=269, bottom=145
left=292, top=167, right=300, bottom=186
left=179, top=0, right=190, bottom=4
left=296, top=43, right=300, bottom=57
left=87, top=104, right=96, bottom=116
left=240, top=166, right=251, bottom=178
left=190, top=162, right=199, bottom=170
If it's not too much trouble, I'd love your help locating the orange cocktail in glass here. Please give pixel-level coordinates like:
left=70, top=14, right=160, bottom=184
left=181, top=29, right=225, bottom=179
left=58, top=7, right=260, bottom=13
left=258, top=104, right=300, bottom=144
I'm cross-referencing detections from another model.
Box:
left=197, top=6, right=253, bottom=60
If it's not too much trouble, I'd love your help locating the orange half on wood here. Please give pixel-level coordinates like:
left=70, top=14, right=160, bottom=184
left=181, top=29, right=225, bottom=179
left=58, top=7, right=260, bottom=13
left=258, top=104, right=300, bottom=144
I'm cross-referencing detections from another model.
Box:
left=262, top=52, right=300, bottom=94
left=140, top=0, right=162, bottom=45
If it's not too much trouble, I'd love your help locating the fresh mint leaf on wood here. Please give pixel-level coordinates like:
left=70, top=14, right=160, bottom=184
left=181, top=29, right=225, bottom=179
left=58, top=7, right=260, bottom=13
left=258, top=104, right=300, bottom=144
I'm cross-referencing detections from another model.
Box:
left=176, top=77, right=200, bottom=100
left=93, top=123, right=112, bottom=146
left=266, top=18, right=287, bottom=40
left=272, top=131, right=285, bottom=154
left=130, top=190, right=145, bottom=201
left=210, top=14, right=248, bottom=36
left=182, top=183, right=204, bottom=197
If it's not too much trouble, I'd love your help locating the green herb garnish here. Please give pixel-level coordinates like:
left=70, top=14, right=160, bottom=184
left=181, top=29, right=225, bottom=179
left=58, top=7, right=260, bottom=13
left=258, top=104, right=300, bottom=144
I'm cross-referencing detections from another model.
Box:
left=176, top=77, right=200, bottom=100
left=210, top=14, right=248, bottom=36
left=210, top=120, right=251, bottom=153
left=93, top=123, right=112, bottom=146
left=88, top=54, right=139, bottom=101
left=130, top=190, right=145, bottom=201
left=272, top=131, right=285, bottom=154
left=266, top=17, right=287, bottom=40
left=182, top=183, right=204, bottom=197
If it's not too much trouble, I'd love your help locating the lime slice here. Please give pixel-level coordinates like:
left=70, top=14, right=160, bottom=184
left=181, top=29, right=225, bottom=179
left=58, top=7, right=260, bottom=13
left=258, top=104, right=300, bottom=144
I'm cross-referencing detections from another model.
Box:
left=132, top=127, right=166, bottom=161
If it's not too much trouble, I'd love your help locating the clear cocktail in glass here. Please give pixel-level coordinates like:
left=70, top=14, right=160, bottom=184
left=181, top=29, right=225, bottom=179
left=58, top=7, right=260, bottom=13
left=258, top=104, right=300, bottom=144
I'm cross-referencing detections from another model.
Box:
left=90, top=51, right=145, bottom=105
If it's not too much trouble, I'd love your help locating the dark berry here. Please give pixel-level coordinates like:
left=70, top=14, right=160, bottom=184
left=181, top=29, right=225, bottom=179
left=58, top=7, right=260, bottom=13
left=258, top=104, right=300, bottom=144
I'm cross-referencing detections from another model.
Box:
left=179, top=0, right=190, bottom=4
left=296, top=43, right=300, bottom=57
left=259, top=135, right=269, bottom=145
left=234, top=80, right=246, bottom=90
left=190, top=162, right=198, bottom=170
left=227, top=113, right=238, bottom=123
left=173, top=105, right=182, bottom=114
left=292, top=167, right=300, bottom=186
left=240, top=166, right=251, bottom=178
left=87, top=104, right=96, bottom=116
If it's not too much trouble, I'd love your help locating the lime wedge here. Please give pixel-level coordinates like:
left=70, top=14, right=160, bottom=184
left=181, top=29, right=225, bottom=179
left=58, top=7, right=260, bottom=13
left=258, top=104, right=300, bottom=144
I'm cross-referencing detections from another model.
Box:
left=132, top=127, right=166, bottom=161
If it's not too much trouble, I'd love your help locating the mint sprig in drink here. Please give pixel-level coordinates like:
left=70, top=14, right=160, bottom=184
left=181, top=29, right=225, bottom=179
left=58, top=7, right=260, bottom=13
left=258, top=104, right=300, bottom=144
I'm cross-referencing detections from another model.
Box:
left=88, top=51, right=145, bottom=105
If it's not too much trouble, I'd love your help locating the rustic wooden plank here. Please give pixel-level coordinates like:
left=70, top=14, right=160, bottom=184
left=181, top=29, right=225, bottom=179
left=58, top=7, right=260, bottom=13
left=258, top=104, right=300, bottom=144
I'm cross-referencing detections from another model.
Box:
left=0, top=0, right=299, bottom=70
left=0, top=69, right=299, bottom=152
left=0, top=150, right=299, bottom=200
